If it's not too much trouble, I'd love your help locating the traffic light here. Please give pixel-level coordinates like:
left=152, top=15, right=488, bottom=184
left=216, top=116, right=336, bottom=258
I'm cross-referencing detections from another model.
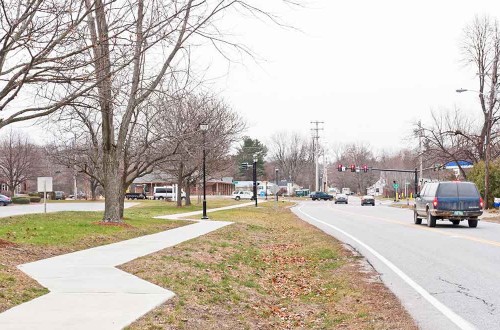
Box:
left=338, top=164, right=343, bottom=172
left=362, top=165, right=368, bottom=173
left=350, top=164, right=356, bottom=172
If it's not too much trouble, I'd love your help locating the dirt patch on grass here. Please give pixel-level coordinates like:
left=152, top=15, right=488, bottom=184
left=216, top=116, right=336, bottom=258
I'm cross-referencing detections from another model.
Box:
left=92, top=221, right=136, bottom=228
left=0, top=239, right=16, bottom=248
left=122, top=204, right=417, bottom=330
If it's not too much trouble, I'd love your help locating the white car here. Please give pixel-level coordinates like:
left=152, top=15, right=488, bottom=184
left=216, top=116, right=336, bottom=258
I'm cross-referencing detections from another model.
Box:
left=232, top=191, right=254, bottom=200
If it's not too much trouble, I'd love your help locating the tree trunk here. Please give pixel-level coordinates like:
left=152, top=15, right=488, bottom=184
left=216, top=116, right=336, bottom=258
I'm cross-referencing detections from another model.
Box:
left=185, top=181, right=192, bottom=206
left=176, top=162, right=184, bottom=207
left=119, top=190, right=125, bottom=219
left=102, top=150, right=123, bottom=222
left=90, top=179, right=99, bottom=201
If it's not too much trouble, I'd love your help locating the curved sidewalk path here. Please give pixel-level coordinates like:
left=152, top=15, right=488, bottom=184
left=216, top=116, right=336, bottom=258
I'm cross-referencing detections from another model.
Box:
left=0, top=202, right=256, bottom=330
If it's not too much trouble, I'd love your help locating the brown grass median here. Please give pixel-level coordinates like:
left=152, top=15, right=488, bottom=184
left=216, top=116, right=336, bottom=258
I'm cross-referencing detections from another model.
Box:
left=122, top=202, right=417, bottom=329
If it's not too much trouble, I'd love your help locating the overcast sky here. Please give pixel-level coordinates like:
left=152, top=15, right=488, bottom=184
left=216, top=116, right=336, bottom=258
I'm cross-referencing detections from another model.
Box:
left=203, top=0, right=500, bottom=156
left=6, top=0, right=500, bottom=158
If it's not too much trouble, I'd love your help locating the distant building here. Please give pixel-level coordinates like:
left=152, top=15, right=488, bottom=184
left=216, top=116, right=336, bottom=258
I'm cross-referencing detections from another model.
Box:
left=130, top=172, right=234, bottom=197
left=367, top=178, right=386, bottom=197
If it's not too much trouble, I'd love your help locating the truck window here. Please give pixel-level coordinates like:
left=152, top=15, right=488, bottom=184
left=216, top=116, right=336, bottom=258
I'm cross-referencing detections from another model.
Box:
left=420, top=184, right=429, bottom=196
left=427, top=183, right=439, bottom=197
left=457, top=183, right=479, bottom=197
left=437, top=183, right=458, bottom=197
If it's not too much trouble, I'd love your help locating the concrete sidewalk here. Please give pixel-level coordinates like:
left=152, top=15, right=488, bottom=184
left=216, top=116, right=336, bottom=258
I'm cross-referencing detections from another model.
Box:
left=0, top=202, right=256, bottom=329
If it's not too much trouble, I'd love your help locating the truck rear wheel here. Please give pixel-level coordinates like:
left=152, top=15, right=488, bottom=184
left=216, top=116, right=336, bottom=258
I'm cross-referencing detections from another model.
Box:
left=427, top=211, right=436, bottom=227
left=468, top=219, right=478, bottom=228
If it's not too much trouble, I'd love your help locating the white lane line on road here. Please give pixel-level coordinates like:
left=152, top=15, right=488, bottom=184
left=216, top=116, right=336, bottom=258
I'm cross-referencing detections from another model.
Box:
left=326, top=205, right=500, bottom=249
left=296, top=206, right=476, bottom=330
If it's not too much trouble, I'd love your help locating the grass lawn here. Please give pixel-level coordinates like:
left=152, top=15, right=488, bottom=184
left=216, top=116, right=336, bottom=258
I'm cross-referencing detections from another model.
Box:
left=0, top=198, right=238, bottom=313
left=122, top=202, right=416, bottom=329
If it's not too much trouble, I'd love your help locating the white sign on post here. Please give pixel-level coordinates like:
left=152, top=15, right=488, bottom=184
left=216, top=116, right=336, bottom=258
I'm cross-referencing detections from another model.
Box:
left=37, top=177, right=53, bottom=214
left=270, top=185, right=279, bottom=194
left=37, top=177, right=53, bottom=192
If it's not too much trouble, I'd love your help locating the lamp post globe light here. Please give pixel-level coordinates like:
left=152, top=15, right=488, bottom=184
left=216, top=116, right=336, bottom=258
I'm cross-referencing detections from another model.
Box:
left=200, top=123, right=209, bottom=220
left=456, top=88, right=498, bottom=209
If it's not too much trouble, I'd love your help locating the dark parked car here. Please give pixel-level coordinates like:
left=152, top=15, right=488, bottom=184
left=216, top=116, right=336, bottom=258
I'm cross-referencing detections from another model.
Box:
left=335, top=193, right=348, bottom=204
left=0, top=194, right=12, bottom=206
left=310, top=191, right=334, bottom=201
left=361, top=195, right=375, bottom=206
left=54, top=191, right=66, bottom=200
left=414, top=181, right=483, bottom=228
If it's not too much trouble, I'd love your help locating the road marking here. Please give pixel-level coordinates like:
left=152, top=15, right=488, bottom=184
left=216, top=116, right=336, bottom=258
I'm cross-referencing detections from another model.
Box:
left=326, top=206, right=500, bottom=248
left=296, top=206, right=476, bottom=330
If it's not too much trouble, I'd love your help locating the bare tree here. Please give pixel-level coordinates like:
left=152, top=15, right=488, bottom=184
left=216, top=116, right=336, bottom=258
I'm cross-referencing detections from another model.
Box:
left=74, top=0, right=292, bottom=222
left=414, top=109, right=480, bottom=179
left=157, top=92, right=245, bottom=206
left=461, top=15, right=500, bottom=206
left=268, top=131, right=311, bottom=187
left=0, top=0, right=96, bottom=129
left=0, top=129, right=35, bottom=195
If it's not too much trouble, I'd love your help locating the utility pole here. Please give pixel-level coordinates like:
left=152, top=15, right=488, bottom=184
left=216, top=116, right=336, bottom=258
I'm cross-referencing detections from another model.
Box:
left=323, top=153, right=328, bottom=192
left=311, top=121, right=324, bottom=192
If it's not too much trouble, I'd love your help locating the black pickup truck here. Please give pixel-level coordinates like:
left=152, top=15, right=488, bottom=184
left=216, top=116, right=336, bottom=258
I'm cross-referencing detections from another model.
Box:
left=125, top=192, right=147, bottom=200
left=310, top=191, right=334, bottom=201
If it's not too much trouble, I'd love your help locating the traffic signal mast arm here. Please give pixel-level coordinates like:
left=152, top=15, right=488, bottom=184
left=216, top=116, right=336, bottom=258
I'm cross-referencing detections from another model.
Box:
left=337, top=165, right=420, bottom=197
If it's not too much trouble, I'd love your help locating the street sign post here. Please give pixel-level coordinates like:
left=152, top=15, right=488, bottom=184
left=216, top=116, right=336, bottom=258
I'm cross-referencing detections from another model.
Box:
left=37, top=177, right=53, bottom=214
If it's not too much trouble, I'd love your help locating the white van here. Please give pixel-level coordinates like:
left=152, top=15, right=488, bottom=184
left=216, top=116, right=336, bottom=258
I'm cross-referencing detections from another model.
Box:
left=232, top=191, right=254, bottom=200
left=153, top=186, right=186, bottom=200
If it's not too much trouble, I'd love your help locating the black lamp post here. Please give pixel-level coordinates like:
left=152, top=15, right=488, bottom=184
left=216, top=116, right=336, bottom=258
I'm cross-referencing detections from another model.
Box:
left=200, top=123, right=209, bottom=220
left=253, top=154, right=258, bottom=207
left=275, top=168, right=279, bottom=202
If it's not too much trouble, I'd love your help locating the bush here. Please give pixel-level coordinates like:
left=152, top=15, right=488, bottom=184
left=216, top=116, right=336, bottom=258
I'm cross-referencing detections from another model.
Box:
left=28, top=192, right=40, bottom=197
left=468, top=160, right=500, bottom=208
left=29, top=196, right=41, bottom=203
left=12, top=197, right=30, bottom=204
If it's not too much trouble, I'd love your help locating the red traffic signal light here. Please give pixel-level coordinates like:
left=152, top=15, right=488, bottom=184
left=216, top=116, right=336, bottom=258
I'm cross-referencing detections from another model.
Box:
left=338, top=164, right=343, bottom=172
left=362, top=165, right=368, bottom=173
left=350, top=164, right=356, bottom=172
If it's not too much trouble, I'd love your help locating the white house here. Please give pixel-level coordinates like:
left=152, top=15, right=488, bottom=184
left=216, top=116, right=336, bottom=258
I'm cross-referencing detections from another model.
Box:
left=367, top=177, right=386, bottom=196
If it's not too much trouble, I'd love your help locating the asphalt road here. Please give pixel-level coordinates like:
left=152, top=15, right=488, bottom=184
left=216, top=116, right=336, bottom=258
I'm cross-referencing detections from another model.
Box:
left=0, top=202, right=137, bottom=218
left=293, top=197, right=500, bottom=330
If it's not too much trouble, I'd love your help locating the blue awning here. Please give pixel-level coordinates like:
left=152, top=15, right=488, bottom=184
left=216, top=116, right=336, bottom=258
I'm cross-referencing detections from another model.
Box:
left=444, top=160, right=473, bottom=169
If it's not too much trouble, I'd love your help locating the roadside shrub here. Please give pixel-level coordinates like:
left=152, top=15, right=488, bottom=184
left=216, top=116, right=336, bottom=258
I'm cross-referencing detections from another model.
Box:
left=468, top=160, right=500, bottom=208
left=28, top=192, right=39, bottom=197
left=12, top=197, right=30, bottom=204
left=29, top=196, right=41, bottom=203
